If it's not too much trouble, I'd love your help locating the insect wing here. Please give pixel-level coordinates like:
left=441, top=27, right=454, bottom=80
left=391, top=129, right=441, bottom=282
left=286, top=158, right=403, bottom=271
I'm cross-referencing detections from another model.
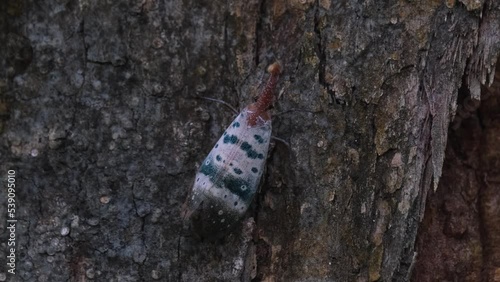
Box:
left=187, top=109, right=271, bottom=238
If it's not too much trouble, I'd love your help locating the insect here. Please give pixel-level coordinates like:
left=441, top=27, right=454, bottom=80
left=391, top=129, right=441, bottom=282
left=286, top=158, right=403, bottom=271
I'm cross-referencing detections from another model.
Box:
left=183, top=62, right=282, bottom=240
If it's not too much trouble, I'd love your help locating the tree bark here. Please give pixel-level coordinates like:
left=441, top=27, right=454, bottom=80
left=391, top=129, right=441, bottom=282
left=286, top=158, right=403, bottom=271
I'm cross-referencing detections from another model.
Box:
left=413, top=64, right=500, bottom=282
left=1, top=0, right=499, bottom=281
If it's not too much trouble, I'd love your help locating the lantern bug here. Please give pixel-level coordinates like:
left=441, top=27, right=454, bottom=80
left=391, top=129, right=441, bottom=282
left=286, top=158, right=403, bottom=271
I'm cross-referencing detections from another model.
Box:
left=182, top=62, right=282, bottom=239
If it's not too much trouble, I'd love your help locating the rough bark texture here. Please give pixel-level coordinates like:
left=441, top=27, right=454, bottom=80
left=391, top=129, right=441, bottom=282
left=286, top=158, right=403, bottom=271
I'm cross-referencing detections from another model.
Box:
left=0, top=0, right=499, bottom=281
left=413, top=64, right=500, bottom=282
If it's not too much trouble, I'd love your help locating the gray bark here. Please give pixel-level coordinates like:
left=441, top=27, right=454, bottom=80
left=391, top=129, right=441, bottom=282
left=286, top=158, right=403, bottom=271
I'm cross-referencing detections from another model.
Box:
left=1, top=0, right=499, bottom=281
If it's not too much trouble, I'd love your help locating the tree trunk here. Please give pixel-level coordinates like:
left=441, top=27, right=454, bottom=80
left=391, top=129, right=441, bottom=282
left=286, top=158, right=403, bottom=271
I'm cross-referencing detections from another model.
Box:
left=1, top=0, right=499, bottom=281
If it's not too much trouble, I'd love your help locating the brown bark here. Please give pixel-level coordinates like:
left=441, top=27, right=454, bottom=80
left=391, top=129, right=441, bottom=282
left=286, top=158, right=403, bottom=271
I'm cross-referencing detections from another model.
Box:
left=1, top=0, right=499, bottom=281
left=413, top=64, right=500, bottom=282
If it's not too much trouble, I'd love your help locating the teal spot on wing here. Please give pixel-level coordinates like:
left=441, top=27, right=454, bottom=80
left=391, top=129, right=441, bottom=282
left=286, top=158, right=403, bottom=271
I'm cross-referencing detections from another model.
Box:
left=199, top=156, right=218, bottom=178
left=198, top=156, right=254, bottom=201
left=240, top=142, right=259, bottom=159
left=248, top=150, right=258, bottom=159
left=223, top=176, right=252, bottom=200
left=251, top=167, right=258, bottom=173
left=216, top=155, right=222, bottom=161
left=254, top=134, right=264, bottom=144
left=223, top=134, right=238, bottom=144
left=258, top=153, right=264, bottom=159
left=232, top=122, right=240, bottom=128
left=233, top=168, right=242, bottom=175
left=241, top=142, right=251, bottom=151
